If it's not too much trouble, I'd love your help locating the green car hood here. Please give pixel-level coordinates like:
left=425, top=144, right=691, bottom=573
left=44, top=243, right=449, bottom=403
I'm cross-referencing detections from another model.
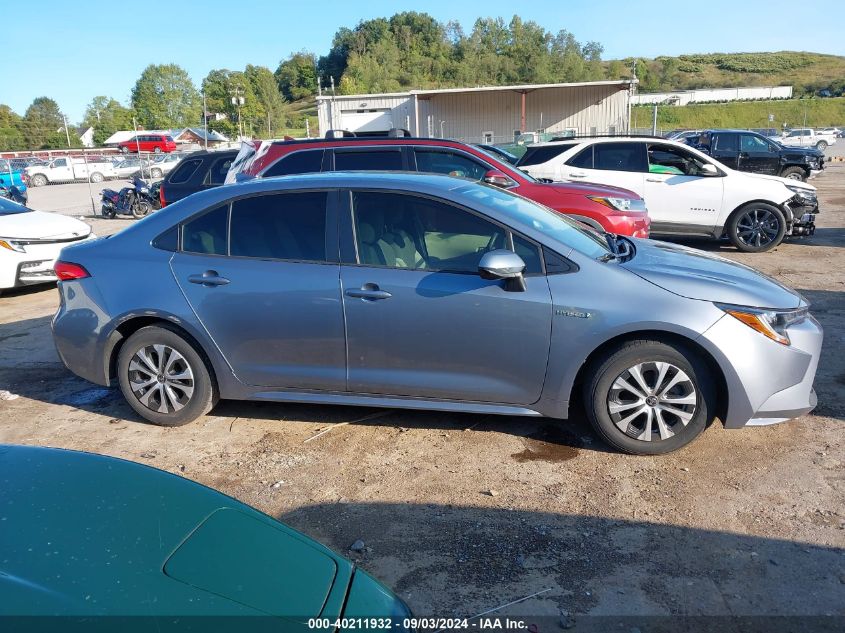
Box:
left=0, top=445, right=353, bottom=621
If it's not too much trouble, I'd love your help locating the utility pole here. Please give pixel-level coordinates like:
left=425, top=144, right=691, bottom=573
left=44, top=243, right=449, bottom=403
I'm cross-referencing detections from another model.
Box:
left=202, top=90, right=208, bottom=151
left=230, top=87, right=245, bottom=139
left=652, top=102, right=658, bottom=136
left=63, top=115, right=71, bottom=148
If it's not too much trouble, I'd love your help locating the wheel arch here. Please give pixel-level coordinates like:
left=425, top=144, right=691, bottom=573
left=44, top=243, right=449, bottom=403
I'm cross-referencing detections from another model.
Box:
left=104, top=316, right=220, bottom=393
left=720, top=198, right=793, bottom=237
left=567, top=329, right=729, bottom=426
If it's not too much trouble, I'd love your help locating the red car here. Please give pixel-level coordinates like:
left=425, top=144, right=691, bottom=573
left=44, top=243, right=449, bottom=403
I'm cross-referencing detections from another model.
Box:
left=225, top=136, right=650, bottom=237
left=118, top=133, right=177, bottom=154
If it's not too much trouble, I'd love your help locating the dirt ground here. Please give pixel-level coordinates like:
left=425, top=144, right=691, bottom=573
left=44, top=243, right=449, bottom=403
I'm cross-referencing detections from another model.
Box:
left=1, top=169, right=844, bottom=625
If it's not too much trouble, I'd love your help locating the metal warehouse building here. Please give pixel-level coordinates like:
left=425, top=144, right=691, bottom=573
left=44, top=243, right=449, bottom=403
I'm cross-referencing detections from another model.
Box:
left=316, top=80, right=635, bottom=143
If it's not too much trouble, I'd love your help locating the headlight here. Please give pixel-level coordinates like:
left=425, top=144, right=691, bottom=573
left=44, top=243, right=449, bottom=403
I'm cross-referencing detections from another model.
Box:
left=0, top=239, right=26, bottom=253
left=587, top=196, right=647, bottom=212
left=716, top=303, right=808, bottom=346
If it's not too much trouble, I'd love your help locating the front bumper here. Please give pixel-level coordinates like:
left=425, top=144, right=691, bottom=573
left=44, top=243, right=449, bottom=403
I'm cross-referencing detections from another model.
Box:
left=699, top=313, right=823, bottom=429
left=0, top=234, right=96, bottom=290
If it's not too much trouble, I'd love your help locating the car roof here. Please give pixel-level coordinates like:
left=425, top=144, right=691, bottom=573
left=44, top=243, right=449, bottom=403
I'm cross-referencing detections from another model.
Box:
left=529, top=136, right=669, bottom=147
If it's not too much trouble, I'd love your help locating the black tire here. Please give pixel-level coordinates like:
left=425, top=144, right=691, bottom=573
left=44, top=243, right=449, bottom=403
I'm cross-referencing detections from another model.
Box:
left=779, top=166, right=806, bottom=181
left=132, top=201, right=151, bottom=219
left=101, top=206, right=116, bottom=219
left=89, top=172, right=104, bottom=183
left=120, top=146, right=129, bottom=154
left=150, top=168, right=162, bottom=178
left=583, top=340, right=715, bottom=455
left=816, top=141, right=827, bottom=151
left=30, top=173, right=47, bottom=187
left=117, top=325, right=217, bottom=426
left=154, top=146, right=162, bottom=154
left=726, top=202, right=786, bottom=253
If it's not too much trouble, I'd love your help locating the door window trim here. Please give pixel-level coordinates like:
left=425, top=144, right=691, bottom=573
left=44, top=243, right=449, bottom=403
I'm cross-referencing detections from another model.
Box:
left=340, top=188, right=547, bottom=276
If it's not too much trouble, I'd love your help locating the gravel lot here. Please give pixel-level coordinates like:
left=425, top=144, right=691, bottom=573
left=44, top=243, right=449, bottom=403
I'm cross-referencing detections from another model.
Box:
left=2, top=169, right=844, bottom=624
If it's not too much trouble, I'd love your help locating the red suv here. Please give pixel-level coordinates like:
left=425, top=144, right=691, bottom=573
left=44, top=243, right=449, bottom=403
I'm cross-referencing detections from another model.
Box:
left=226, top=137, right=650, bottom=237
left=118, top=134, right=177, bottom=154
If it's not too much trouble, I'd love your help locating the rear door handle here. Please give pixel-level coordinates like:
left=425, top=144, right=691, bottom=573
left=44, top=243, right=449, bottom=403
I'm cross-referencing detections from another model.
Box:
left=646, top=177, right=663, bottom=182
left=568, top=172, right=587, bottom=178
left=345, top=284, right=392, bottom=301
left=188, top=270, right=230, bottom=287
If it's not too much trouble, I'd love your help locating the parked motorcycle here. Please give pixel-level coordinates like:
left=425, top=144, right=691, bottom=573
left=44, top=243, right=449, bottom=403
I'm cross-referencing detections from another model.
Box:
left=100, top=177, right=156, bottom=219
left=0, top=185, right=27, bottom=205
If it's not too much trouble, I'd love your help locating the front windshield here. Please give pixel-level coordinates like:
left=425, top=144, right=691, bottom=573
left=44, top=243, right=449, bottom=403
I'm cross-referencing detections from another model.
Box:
left=473, top=147, right=539, bottom=183
left=0, top=198, right=33, bottom=215
left=460, top=183, right=612, bottom=259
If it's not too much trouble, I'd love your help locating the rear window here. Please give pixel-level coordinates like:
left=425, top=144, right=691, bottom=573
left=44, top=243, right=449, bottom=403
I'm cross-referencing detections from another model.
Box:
left=169, top=158, right=202, bottom=184
left=264, top=150, right=324, bottom=177
left=230, top=192, right=327, bottom=262
left=206, top=156, right=234, bottom=185
left=593, top=142, right=647, bottom=172
left=517, top=145, right=573, bottom=167
left=181, top=205, right=228, bottom=255
left=333, top=150, right=403, bottom=171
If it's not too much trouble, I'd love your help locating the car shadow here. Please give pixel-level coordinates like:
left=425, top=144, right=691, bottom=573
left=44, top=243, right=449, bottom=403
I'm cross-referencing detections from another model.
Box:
left=278, top=501, right=845, bottom=620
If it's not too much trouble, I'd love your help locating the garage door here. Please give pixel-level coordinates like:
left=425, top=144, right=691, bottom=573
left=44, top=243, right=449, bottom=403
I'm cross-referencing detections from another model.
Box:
left=340, top=109, right=393, bottom=133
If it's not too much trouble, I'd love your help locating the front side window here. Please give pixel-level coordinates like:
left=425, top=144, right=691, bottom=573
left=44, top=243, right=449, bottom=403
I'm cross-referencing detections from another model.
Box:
left=593, top=143, right=647, bottom=172
left=566, top=146, right=593, bottom=169
left=264, top=150, right=324, bottom=177
left=414, top=150, right=488, bottom=180
left=53, top=158, right=67, bottom=167
left=352, top=191, right=506, bottom=273
left=181, top=205, right=228, bottom=255
left=334, top=150, right=403, bottom=171
left=647, top=144, right=712, bottom=177
left=712, top=134, right=738, bottom=152
left=740, top=135, right=771, bottom=152
left=230, top=192, right=327, bottom=262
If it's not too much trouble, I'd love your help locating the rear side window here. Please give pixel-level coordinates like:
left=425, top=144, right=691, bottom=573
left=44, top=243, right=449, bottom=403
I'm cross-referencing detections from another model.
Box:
left=517, top=145, right=571, bottom=167
left=230, top=192, right=327, bottom=262
left=264, top=150, right=324, bottom=177
left=169, top=159, right=202, bottom=184
left=182, top=205, right=228, bottom=255
left=206, top=156, right=234, bottom=185
left=566, top=146, right=593, bottom=169
left=334, top=150, right=403, bottom=171
left=593, top=143, right=647, bottom=172
left=713, top=134, right=738, bottom=152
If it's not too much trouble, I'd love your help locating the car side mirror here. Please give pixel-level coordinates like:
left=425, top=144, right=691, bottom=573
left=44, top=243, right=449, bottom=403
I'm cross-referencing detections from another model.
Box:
left=483, top=170, right=515, bottom=188
left=478, top=249, right=527, bottom=291
left=699, top=163, right=720, bottom=177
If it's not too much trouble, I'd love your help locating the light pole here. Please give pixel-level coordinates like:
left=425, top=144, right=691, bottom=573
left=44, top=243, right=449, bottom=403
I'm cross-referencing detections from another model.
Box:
left=230, top=87, right=245, bottom=139
left=202, top=90, right=208, bottom=151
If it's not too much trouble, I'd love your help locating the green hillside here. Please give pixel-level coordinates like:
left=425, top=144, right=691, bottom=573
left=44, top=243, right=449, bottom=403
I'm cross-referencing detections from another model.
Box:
left=619, top=51, right=845, bottom=95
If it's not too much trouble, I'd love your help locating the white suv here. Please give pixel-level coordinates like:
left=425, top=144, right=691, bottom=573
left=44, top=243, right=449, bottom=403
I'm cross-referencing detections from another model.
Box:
left=517, top=137, right=818, bottom=252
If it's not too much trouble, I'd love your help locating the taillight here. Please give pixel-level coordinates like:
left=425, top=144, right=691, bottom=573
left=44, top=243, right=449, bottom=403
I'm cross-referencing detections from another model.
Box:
left=54, top=261, right=90, bottom=280
left=159, top=184, right=166, bottom=207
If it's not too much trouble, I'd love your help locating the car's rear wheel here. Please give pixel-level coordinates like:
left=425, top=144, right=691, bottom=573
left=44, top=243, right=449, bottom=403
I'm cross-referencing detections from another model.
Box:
left=150, top=168, right=162, bottom=178
left=583, top=340, right=715, bottom=455
left=780, top=166, right=806, bottom=181
left=816, top=141, right=827, bottom=151
left=89, top=172, right=103, bottom=183
left=727, top=203, right=786, bottom=252
left=154, top=146, right=162, bottom=154
left=117, top=325, right=216, bottom=426
left=30, top=174, right=47, bottom=187
left=120, top=146, right=129, bottom=154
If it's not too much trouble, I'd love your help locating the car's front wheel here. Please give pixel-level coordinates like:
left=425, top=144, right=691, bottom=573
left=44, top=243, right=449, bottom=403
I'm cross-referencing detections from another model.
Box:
left=780, top=166, right=806, bottom=181
left=117, top=325, right=217, bottom=426
left=726, top=203, right=786, bottom=252
left=816, top=141, right=827, bottom=151
left=583, top=340, right=715, bottom=455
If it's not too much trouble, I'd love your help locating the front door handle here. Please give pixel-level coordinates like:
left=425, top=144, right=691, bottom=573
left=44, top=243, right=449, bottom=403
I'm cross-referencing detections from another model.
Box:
left=568, top=172, right=587, bottom=178
left=646, top=177, right=663, bottom=182
left=345, top=283, right=392, bottom=301
left=188, top=270, right=230, bottom=287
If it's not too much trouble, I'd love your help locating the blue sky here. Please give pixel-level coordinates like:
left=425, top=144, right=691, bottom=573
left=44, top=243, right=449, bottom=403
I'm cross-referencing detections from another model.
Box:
left=5, top=0, right=844, bottom=122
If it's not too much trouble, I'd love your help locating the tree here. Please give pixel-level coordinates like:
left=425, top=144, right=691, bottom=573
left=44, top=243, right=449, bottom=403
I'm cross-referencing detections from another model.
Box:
left=82, top=96, right=134, bottom=146
left=22, top=97, right=69, bottom=149
left=0, top=105, right=26, bottom=151
left=245, top=65, right=288, bottom=136
left=131, top=64, right=201, bottom=129
left=276, top=52, right=318, bottom=101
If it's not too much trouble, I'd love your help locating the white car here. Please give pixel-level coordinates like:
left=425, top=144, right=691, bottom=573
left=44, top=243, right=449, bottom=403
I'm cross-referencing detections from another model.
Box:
left=517, top=136, right=818, bottom=252
left=0, top=198, right=96, bottom=293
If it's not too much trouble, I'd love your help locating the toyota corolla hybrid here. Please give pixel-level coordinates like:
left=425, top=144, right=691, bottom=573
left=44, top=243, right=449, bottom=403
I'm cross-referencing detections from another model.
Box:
left=52, top=173, right=821, bottom=454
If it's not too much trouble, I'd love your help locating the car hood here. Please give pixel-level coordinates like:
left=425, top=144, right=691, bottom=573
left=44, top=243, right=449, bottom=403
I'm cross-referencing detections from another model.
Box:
left=739, top=170, right=816, bottom=193
left=541, top=179, right=641, bottom=200
left=777, top=144, right=824, bottom=157
left=621, top=239, right=803, bottom=309
left=0, top=210, right=91, bottom=240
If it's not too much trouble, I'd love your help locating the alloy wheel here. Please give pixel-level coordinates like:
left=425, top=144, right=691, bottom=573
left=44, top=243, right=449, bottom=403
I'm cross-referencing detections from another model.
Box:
left=127, top=344, right=195, bottom=414
left=607, top=361, right=697, bottom=442
left=735, top=208, right=780, bottom=248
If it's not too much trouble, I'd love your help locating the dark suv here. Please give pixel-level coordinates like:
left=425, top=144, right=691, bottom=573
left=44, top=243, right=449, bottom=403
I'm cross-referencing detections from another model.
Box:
left=224, top=137, right=651, bottom=237
left=690, top=129, right=824, bottom=181
left=159, top=150, right=238, bottom=207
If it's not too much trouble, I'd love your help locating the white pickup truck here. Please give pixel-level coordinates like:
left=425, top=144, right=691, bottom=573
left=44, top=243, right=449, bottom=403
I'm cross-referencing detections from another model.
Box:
left=778, top=128, right=837, bottom=151
left=25, top=157, right=116, bottom=186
